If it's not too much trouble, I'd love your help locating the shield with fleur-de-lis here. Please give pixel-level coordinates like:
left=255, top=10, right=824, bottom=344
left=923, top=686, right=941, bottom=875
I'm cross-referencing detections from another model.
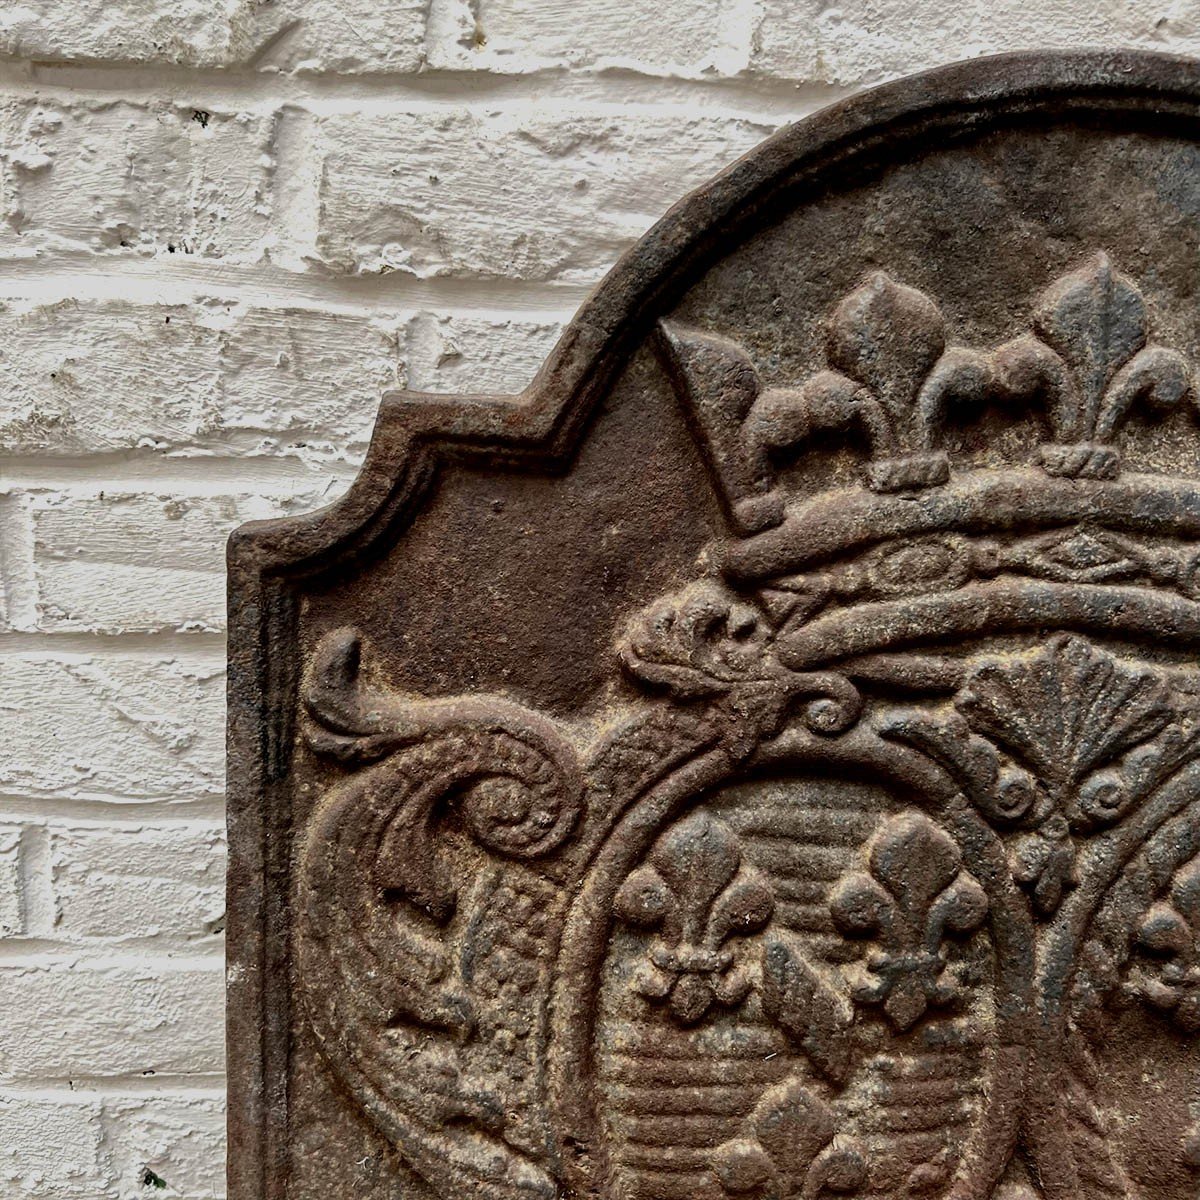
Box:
left=229, top=51, right=1200, bottom=1200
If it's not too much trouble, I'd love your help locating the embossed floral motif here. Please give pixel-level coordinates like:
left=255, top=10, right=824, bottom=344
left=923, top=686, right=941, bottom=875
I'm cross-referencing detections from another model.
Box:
left=614, top=811, right=774, bottom=1024
left=957, top=634, right=1173, bottom=798
left=710, top=1079, right=866, bottom=1199
left=817, top=271, right=957, bottom=492
left=1126, top=855, right=1200, bottom=1032
left=885, top=635, right=1194, bottom=917
left=828, top=812, right=988, bottom=1030
left=958, top=633, right=1176, bottom=913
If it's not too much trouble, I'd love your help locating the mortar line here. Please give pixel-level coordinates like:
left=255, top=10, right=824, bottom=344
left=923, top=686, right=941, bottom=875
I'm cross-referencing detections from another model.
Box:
left=0, top=252, right=591, bottom=320
left=0, top=629, right=227, bottom=657
left=0, top=57, right=853, bottom=120
left=0, top=451, right=364, bottom=495
left=0, top=796, right=226, bottom=824
left=0, top=1077, right=226, bottom=1099
left=0, top=943, right=224, bottom=967
left=0, top=791, right=226, bottom=815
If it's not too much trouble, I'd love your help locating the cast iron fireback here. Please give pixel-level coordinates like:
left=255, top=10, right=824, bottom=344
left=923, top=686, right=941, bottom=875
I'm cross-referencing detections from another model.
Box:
left=228, top=51, right=1200, bottom=1200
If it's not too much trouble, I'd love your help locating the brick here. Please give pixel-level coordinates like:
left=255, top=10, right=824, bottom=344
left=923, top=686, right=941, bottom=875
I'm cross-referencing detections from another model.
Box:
left=405, top=313, right=564, bottom=394
left=750, top=0, right=1200, bottom=85
left=0, top=655, right=224, bottom=801
left=102, top=1094, right=225, bottom=1199
left=430, top=0, right=742, bottom=76
left=0, top=300, right=394, bottom=461
left=0, top=2, right=243, bottom=67
left=0, top=99, right=270, bottom=260
left=0, top=1094, right=104, bottom=1198
left=261, top=0, right=428, bottom=73
left=0, top=300, right=225, bottom=454
left=50, top=823, right=225, bottom=942
left=30, top=489, right=329, bottom=634
left=219, top=304, right=401, bottom=459
left=0, top=0, right=426, bottom=73
left=0, top=959, right=224, bottom=1080
left=312, top=109, right=778, bottom=281
left=0, top=825, right=22, bottom=937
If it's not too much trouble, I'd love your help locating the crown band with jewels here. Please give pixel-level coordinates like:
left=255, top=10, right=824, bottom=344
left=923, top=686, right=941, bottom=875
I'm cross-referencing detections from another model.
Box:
left=658, top=252, right=1195, bottom=538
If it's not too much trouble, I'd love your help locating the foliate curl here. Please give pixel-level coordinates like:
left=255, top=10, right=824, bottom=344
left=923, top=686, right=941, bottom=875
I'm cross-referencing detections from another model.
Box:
left=617, top=579, right=860, bottom=746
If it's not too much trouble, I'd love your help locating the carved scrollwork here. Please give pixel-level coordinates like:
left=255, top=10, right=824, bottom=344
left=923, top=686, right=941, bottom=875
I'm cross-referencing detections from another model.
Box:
left=294, top=627, right=587, bottom=1200
left=288, top=243, right=1200, bottom=1200
left=303, top=626, right=583, bottom=922
left=617, top=579, right=862, bottom=757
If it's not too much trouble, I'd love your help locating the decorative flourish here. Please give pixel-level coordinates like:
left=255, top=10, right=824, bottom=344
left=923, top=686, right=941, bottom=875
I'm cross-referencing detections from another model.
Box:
left=1012, top=526, right=1171, bottom=586
left=303, top=627, right=583, bottom=923
left=617, top=579, right=775, bottom=699
left=659, top=271, right=986, bottom=509
left=617, top=579, right=862, bottom=756
left=720, top=527, right=1200, bottom=643
left=957, top=634, right=1173, bottom=798
left=614, top=811, right=774, bottom=1025
left=1126, top=854, right=1200, bottom=1032
left=960, top=634, right=1177, bottom=912
left=657, top=252, right=1193, bottom=524
left=815, top=271, right=956, bottom=491
left=709, top=1079, right=866, bottom=1198
left=828, top=812, right=989, bottom=1030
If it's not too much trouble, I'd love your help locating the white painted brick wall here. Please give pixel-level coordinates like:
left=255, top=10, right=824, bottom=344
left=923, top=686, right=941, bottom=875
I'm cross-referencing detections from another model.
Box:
left=0, top=2, right=1191, bottom=1195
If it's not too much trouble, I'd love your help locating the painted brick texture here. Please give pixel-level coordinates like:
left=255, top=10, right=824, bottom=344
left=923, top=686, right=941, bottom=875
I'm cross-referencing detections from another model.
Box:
left=0, top=2, right=1191, bottom=1196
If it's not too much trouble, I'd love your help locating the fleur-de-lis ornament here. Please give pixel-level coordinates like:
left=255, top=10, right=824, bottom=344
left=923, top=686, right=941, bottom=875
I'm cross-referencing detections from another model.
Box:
left=614, top=811, right=774, bottom=1025
left=1127, top=854, right=1200, bottom=1032
left=1029, top=251, right=1191, bottom=479
left=658, top=252, right=1195, bottom=531
left=710, top=1079, right=866, bottom=1199
left=828, top=812, right=988, bottom=1030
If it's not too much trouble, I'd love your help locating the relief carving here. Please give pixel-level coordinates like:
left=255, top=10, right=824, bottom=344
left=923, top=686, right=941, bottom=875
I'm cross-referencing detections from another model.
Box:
left=1127, top=854, right=1200, bottom=1032
left=613, top=812, right=774, bottom=1025
left=828, top=812, right=988, bottom=1030
left=286, top=251, right=1200, bottom=1199
left=228, top=53, right=1200, bottom=1200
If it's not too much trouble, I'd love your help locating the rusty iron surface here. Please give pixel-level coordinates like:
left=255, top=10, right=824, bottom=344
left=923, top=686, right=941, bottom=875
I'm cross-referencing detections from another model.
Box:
left=228, top=50, right=1200, bottom=1200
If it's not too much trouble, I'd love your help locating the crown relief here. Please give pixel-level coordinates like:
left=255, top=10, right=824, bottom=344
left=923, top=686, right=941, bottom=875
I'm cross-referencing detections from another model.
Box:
left=660, top=252, right=1195, bottom=535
